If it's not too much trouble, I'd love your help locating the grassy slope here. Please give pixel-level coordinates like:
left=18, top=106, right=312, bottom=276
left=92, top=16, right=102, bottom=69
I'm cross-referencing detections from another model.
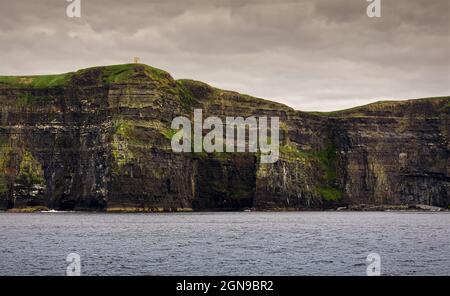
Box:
left=73, top=63, right=171, bottom=84
left=0, top=64, right=448, bottom=113
left=0, top=64, right=170, bottom=88
left=309, top=96, right=450, bottom=117
left=0, top=73, right=73, bottom=88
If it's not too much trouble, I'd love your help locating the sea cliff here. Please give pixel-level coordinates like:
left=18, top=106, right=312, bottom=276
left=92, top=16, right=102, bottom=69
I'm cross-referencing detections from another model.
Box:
left=0, top=64, right=448, bottom=211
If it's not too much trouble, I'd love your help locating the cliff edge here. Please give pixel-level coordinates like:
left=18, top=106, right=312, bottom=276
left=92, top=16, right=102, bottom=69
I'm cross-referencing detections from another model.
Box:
left=0, top=64, right=448, bottom=211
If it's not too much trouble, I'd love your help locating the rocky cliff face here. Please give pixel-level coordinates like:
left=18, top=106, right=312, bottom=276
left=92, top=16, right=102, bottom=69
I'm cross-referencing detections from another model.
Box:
left=0, top=64, right=448, bottom=211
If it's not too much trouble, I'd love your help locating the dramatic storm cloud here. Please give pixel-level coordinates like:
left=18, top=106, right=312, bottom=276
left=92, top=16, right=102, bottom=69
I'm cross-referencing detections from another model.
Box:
left=0, top=0, right=448, bottom=111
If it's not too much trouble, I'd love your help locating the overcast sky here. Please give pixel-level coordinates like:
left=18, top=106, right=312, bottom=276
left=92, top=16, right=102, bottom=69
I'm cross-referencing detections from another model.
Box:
left=0, top=0, right=448, bottom=111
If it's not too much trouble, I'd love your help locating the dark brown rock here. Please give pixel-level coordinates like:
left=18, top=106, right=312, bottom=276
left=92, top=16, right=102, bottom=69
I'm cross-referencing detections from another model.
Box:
left=0, top=64, right=448, bottom=211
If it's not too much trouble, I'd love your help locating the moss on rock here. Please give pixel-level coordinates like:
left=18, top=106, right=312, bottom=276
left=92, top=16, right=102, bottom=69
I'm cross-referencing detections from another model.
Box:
left=17, top=151, right=44, bottom=189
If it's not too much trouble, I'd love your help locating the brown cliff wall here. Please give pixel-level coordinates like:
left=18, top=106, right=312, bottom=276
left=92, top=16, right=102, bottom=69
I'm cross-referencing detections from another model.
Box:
left=0, top=64, right=448, bottom=211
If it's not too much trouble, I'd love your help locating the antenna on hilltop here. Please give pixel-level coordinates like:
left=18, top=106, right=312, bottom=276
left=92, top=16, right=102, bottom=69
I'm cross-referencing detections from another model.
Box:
left=133, top=57, right=141, bottom=64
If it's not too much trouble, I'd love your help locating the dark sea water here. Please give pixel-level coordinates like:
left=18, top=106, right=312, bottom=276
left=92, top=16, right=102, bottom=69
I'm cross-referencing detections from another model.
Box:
left=0, top=212, right=448, bottom=276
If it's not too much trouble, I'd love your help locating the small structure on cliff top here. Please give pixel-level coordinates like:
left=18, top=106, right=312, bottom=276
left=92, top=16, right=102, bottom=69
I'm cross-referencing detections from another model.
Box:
left=133, top=57, right=141, bottom=64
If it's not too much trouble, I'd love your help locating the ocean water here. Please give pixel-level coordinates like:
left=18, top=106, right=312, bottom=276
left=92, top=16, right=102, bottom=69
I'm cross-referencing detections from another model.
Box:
left=0, top=212, right=448, bottom=276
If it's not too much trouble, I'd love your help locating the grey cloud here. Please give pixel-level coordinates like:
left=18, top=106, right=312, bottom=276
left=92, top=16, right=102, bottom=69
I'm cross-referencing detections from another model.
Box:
left=0, top=0, right=448, bottom=111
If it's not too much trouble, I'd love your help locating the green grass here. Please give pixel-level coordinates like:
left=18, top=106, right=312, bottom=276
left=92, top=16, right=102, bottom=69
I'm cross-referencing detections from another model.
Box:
left=280, top=142, right=343, bottom=201
left=0, top=64, right=172, bottom=88
left=316, top=186, right=343, bottom=201
left=312, top=144, right=337, bottom=181
left=75, top=64, right=171, bottom=84
left=17, top=151, right=44, bottom=188
left=161, top=128, right=177, bottom=140
left=312, top=144, right=343, bottom=201
left=279, top=143, right=337, bottom=181
left=0, top=144, right=12, bottom=194
left=309, top=96, right=450, bottom=117
left=112, top=119, right=134, bottom=138
left=0, top=73, right=73, bottom=88
left=279, top=144, right=310, bottom=160
left=176, top=80, right=199, bottom=106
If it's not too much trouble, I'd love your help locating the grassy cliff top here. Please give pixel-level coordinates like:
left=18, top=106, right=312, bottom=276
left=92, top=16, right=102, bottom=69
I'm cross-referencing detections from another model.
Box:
left=0, top=64, right=448, bottom=114
left=0, top=72, right=73, bottom=88
left=73, top=64, right=172, bottom=84
left=309, top=96, right=450, bottom=117
left=0, top=64, right=172, bottom=88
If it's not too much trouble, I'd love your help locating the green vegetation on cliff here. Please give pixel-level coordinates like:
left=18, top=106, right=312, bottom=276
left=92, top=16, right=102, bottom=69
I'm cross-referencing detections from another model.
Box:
left=111, top=119, right=135, bottom=175
left=0, top=73, right=73, bottom=88
left=0, top=64, right=172, bottom=89
left=0, top=141, right=12, bottom=195
left=312, top=144, right=343, bottom=202
left=74, top=64, right=171, bottom=85
left=280, top=142, right=343, bottom=202
left=314, top=143, right=338, bottom=181
left=280, top=144, right=312, bottom=161
left=280, top=142, right=338, bottom=179
left=310, top=96, right=450, bottom=117
left=175, top=80, right=200, bottom=106
left=315, top=186, right=343, bottom=201
left=0, top=63, right=448, bottom=211
left=17, top=151, right=44, bottom=189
